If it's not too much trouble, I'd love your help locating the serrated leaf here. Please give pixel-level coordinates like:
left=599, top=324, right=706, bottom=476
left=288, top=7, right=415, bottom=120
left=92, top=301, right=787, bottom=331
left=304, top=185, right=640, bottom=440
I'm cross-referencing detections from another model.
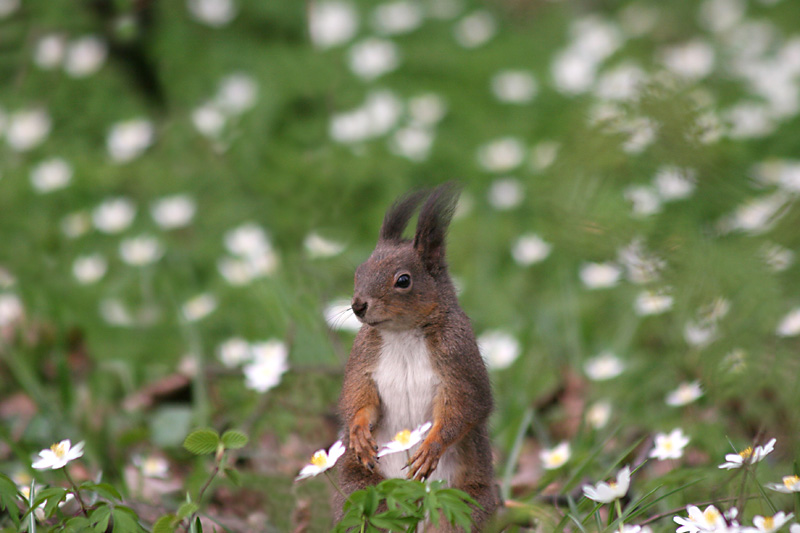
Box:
left=91, top=504, right=112, bottom=532
left=224, top=467, right=241, bottom=486
left=152, top=514, right=178, bottom=533
left=220, top=430, right=248, bottom=450
left=368, top=516, right=406, bottom=531
left=31, top=486, right=67, bottom=508
left=364, top=486, right=379, bottom=515
left=65, top=516, right=93, bottom=530
left=0, top=493, right=20, bottom=528
left=176, top=502, right=199, bottom=520
left=112, top=506, right=143, bottom=533
left=92, top=482, right=123, bottom=501
left=43, top=488, right=70, bottom=517
left=182, top=429, right=220, bottom=455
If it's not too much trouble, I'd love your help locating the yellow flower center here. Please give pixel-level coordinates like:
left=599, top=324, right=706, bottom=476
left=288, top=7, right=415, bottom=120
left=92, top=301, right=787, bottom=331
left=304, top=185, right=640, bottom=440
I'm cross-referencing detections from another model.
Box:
left=310, top=450, right=328, bottom=467
left=50, top=442, right=68, bottom=459
left=703, top=507, right=721, bottom=523
left=738, top=446, right=753, bottom=459
left=142, top=457, right=164, bottom=476
left=664, top=441, right=674, bottom=450
left=394, top=430, right=412, bottom=446
left=783, top=475, right=800, bottom=489
left=608, top=481, right=617, bottom=489
left=763, top=516, right=774, bottom=529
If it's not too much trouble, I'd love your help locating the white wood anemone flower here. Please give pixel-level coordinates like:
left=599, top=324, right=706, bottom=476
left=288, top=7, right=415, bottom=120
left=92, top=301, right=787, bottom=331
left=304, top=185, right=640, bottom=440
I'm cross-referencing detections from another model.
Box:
left=766, top=475, right=800, bottom=493
left=377, top=422, right=432, bottom=458
left=747, top=512, right=794, bottom=533
left=32, top=440, right=85, bottom=470
left=674, top=504, right=727, bottom=532
left=649, top=428, right=690, bottom=461
left=619, top=526, right=652, bottom=533
left=665, top=381, right=704, bottom=407
left=540, top=441, right=571, bottom=470
left=718, top=438, right=776, bottom=469
left=295, top=440, right=345, bottom=481
left=582, top=465, right=631, bottom=503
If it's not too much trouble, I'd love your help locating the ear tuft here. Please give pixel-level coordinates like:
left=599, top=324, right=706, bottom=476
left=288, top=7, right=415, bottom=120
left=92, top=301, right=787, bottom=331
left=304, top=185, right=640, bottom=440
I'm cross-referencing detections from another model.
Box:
left=379, top=189, right=429, bottom=242
left=413, top=182, right=461, bottom=275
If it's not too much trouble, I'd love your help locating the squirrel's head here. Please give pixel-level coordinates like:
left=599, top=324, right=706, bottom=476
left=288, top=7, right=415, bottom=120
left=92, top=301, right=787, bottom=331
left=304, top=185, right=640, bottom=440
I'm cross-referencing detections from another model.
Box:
left=351, top=184, right=459, bottom=331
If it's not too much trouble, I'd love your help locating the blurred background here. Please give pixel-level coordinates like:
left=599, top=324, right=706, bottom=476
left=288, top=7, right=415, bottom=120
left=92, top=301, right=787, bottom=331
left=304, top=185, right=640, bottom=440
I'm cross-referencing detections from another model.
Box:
left=1, top=0, right=800, bottom=530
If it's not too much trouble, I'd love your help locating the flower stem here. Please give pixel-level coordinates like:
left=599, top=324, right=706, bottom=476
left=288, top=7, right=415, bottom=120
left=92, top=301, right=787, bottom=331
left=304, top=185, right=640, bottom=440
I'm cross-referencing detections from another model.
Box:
left=615, top=499, right=624, bottom=531
left=324, top=470, right=350, bottom=502
left=180, top=450, right=225, bottom=533
left=62, top=467, right=89, bottom=517
left=736, top=465, right=750, bottom=513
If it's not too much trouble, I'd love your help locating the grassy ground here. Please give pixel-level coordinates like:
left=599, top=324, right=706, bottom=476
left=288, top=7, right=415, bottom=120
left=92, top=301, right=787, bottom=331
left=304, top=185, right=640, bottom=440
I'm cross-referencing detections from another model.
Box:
left=1, top=0, right=800, bottom=531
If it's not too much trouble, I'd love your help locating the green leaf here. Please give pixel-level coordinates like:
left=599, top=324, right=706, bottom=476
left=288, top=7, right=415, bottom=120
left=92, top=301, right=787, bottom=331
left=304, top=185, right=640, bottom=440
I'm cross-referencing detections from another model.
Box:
left=0, top=474, right=20, bottom=527
left=91, top=503, right=112, bottom=532
left=112, top=506, right=144, bottom=533
left=363, top=486, right=379, bottom=516
left=176, top=502, right=199, bottom=520
left=369, top=515, right=407, bottom=531
left=65, top=516, right=93, bottom=531
left=0, top=493, right=20, bottom=528
left=152, top=514, right=178, bottom=533
left=220, top=430, right=249, bottom=450
left=89, top=482, right=123, bottom=502
left=39, top=487, right=69, bottom=518
left=182, top=429, right=220, bottom=455
left=224, top=467, right=241, bottom=486
left=31, top=486, right=67, bottom=509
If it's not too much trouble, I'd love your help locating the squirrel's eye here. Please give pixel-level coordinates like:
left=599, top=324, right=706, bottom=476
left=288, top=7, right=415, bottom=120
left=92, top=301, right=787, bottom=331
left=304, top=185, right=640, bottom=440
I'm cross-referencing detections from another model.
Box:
left=395, top=274, right=411, bottom=289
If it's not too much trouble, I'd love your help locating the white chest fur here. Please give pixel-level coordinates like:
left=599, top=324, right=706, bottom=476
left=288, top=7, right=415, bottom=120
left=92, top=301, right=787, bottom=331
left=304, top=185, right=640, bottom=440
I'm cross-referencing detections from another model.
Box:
left=373, top=330, right=456, bottom=483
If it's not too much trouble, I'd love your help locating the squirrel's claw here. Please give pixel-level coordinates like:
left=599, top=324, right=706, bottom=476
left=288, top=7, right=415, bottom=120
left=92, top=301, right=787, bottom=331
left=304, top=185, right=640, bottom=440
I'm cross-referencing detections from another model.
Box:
left=350, top=423, right=378, bottom=472
left=406, top=440, right=442, bottom=481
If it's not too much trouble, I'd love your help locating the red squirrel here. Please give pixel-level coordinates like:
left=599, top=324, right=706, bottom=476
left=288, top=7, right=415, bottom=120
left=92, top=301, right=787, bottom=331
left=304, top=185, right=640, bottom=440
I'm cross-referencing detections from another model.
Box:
left=334, top=184, right=497, bottom=529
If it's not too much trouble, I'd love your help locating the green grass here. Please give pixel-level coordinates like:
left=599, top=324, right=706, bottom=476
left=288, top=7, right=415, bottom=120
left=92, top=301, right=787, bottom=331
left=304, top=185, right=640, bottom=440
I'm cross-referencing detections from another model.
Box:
left=1, top=0, right=800, bottom=531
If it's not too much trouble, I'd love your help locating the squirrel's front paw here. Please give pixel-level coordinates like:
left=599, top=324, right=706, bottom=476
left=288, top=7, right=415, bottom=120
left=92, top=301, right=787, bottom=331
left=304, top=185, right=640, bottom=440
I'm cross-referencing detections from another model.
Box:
left=350, top=423, right=378, bottom=472
left=407, top=438, right=443, bottom=481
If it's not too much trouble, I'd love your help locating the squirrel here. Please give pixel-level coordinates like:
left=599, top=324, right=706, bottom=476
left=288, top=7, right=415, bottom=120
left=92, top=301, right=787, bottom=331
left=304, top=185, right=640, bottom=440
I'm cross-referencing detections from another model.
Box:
left=333, top=184, right=497, bottom=530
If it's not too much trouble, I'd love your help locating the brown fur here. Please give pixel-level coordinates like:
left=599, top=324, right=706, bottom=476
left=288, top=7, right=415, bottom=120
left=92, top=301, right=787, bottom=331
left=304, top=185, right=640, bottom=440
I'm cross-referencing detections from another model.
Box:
left=334, top=185, right=497, bottom=531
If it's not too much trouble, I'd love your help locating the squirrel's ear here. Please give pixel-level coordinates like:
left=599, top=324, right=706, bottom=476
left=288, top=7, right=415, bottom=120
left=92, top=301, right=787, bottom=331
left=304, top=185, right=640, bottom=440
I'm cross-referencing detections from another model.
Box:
left=379, top=189, right=429, bottom=242
left=414, top=183, right=460, bottom=275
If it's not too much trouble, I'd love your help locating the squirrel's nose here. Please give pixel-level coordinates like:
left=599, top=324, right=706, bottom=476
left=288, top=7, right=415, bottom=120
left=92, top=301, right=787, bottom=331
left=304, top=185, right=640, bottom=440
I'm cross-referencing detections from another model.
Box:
left=351, top=298, right=368, bottom=318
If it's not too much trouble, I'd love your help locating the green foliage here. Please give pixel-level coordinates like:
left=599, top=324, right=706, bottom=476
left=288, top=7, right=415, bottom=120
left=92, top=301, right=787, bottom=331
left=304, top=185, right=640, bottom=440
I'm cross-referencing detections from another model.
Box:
left=223, top=468, right=241, bottom=487
left=89, top=504, right=112, bottom=532
left=79, top=481, right=122, bottom=502
left=0, top=474, right=20, bottom=528
left=111, top=506, right=146, bottom=533
left=151, top=515, right=178, bottom=533
left=176, top=502, right=199, bottom=520
left=335, top=479, right=477, bottom=532
left=30, top=487, right=68, bottom=520
left=219, top=430, right=248, bottom=450
left=182, top=429, right=220, bottom=456
left=2, top=0, right=800, bottom=531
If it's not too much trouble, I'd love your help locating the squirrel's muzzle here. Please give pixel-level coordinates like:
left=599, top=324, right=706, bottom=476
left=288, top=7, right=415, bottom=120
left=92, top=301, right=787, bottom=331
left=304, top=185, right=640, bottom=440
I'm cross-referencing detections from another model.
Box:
left=351, top=298, right=368, bottom=318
